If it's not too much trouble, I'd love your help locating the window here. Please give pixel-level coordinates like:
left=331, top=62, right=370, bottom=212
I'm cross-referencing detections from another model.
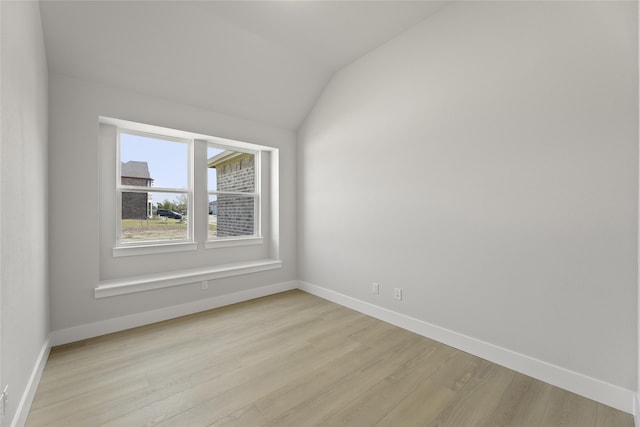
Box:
left=111, top=124, right=263, bottom=254
left=98, top=117, right=281, bottom=296
left=207, top=146, right=258, bottom=240
left=117, top=130, right=192, bottom=245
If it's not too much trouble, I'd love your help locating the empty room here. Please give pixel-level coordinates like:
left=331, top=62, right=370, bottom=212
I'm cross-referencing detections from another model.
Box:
left=2, top=0, right=639, bottom=426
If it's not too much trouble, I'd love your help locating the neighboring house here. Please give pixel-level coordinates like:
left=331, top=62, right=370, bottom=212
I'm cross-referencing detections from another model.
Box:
left=121, top=161, right=153, bottom=219
left=208, top=151, right=254, bottom=237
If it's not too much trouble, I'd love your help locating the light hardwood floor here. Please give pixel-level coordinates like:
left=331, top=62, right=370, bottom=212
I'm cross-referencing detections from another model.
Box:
left=27, top=290, right=632, bottom=426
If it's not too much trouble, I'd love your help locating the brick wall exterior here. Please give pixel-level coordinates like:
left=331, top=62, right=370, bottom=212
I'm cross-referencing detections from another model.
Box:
left=215, top=153, right=255, bottom=237
left=121, top=177, right=151, bottom=219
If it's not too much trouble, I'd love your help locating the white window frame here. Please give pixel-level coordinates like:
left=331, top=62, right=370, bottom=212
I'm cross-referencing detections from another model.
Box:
left=116, top=128, right=194, bottom=249
left=108, top=122, right=265, bottom=257
left=98, top=117, right=281, bottom=296
left=206, top=141, right=261, bottom=245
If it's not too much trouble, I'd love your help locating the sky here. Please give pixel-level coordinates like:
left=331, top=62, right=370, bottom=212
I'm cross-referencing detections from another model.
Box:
left=120, top=132, right=224, bottom=198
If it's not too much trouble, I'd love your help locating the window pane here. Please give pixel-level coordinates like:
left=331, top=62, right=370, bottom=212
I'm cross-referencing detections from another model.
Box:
left=121, top=133, right=188, bottom=189
left=208, top=194, right=255, bottom=239
left=121, top=191, right=188, bottom=243
left=207, top=147, right=255, bottom=193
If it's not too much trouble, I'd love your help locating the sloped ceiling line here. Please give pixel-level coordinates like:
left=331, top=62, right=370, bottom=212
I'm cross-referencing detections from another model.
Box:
left=40, top=1, right=444, bottom=130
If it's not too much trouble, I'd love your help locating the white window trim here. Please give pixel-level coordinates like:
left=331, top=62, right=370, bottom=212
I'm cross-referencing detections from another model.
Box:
left=98, top=117, right=281, bottom=298
left=109, top=122, right=266, bottom=255
left=113, top=242, right=198, bottom=257
left=95, top=259, right=283, bottom=298
left=206, top=141, right=261, bottom=242
left=204, top=236, right=264, bottom=249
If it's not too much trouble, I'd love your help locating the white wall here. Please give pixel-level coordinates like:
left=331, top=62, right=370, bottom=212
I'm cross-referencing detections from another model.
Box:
left=299, top=1, right=638, bottom=392
left=48, top=73, right=297, bottom=332
left=1, top=1, right=50, bottom=424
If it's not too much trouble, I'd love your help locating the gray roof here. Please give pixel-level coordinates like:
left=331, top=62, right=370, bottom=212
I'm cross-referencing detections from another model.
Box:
left=121, top=161, right=152, bottom=179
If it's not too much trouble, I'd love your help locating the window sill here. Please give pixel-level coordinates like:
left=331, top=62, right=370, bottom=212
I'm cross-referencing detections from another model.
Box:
left=95, top=259, right=283, bottom=298
left=205, top=236, right=263, bottom=249
left=113, top=242, right=197, bottom=257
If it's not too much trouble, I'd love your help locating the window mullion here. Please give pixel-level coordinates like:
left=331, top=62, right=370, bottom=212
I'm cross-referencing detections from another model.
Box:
left=193, top=139, right=207, bottom=245
left=208, top=191, right=258, bottom=196
left=121, top=185, right=188, bottom=193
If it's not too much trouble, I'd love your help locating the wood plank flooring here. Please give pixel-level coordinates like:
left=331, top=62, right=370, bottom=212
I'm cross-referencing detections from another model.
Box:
left=26, top=290, right=633, bottom=426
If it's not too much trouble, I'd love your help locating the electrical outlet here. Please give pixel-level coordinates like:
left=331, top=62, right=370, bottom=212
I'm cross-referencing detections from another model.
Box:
left=371, top=282, right=379, bottom=295
left=201, top=281, right=208, bottom=290
left=394, top=288, right=402, bottom=301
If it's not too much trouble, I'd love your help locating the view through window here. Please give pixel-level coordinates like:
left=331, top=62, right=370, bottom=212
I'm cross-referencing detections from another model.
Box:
left=118, top=131, right=190, bottom=244
left=207, top=146, right=257, bottom=240
left=116, top=129, right=259, bottom=247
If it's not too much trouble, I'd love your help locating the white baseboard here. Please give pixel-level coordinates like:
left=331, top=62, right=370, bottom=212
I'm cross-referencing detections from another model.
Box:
left=42, top=279, right=636, bottom=416
left=298, top=281, right=635, bottom=415
left=12, top=338, right=51, bottom=427
left=50, top=281, right=297, bottom=346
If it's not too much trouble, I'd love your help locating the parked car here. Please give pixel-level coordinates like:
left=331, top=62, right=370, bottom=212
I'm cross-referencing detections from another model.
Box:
left=156, top=209, right=183, bottom=220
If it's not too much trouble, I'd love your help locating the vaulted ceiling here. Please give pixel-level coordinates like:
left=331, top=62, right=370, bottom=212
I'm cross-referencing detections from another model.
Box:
left=39, top=1, right=444, bottom=130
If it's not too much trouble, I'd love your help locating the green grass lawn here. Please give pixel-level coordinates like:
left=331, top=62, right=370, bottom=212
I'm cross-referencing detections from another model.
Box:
left=121, top=218, right=218, bottom=242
